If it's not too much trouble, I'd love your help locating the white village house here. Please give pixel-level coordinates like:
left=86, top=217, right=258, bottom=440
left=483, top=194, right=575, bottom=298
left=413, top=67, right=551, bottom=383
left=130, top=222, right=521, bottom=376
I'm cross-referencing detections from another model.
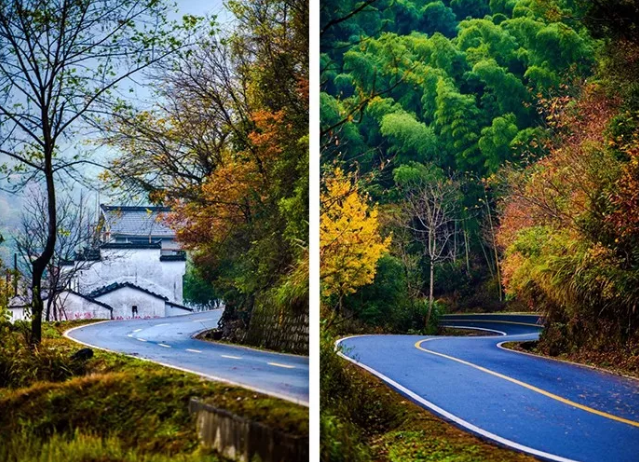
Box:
left=9, top=205, right=191, bottom=322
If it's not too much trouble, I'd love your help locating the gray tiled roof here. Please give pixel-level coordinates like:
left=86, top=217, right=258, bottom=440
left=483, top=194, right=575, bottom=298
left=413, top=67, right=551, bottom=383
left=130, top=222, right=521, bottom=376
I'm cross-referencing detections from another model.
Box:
left=166, top=301, right=193, bottom=312
left=58, top=290, right=113, bottom=311
left=159, top=252, right=187, bottom=261
left=88, top=282, right=168, bottom=301
left=100, top=242, right=162, bottom=250
left=101, top=205, right=174, bottom=238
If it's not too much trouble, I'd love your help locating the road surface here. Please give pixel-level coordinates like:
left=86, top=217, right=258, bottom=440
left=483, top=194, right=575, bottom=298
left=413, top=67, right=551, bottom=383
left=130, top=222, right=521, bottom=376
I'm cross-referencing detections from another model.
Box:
left=65, top=310, right=308, bottom=405
left=338, top=313, right=639, bottom=462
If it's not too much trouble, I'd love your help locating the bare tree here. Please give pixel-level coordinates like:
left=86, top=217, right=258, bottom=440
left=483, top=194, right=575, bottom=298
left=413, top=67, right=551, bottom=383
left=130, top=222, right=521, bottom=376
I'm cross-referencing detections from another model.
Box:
left=15, top=188, right=100, bottom=321
left=397, top=166, right=461, bottom=328
left=479, top=192, right=503, bottom=301
left=100, top=30, right=248, bottom=202
left=391, top=225, right=424, bottom=301
left=0, top=0, right=193, bottom=344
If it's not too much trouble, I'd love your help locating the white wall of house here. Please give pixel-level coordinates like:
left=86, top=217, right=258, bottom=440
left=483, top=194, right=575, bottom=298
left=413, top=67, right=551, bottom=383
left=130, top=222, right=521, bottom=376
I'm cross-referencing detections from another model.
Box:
left=161, top=260, right=185, bottom=303
left=8, top=306, right=26, bottom=323
left=69, top=248, right=185, bottom=304
left=54, top=291, right=112, bottom=321
left=94, top=286, right=165, bottom=319
left=165, top=303, right=192, bottom=317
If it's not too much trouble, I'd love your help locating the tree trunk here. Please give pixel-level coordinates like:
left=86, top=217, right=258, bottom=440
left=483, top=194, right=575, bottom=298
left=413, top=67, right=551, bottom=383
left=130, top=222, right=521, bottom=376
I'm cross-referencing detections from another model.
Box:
left=45, top=296, right=51, bottom=322
left=453, top=220, right=457, bottom=261
left=30, top=149, right=57, bottom=347
left=4, top=269, right=9, bottom=308
left=484, top=198, right=502, bottom=301
left=463, top=227, right=470, bottom=273
left=426, top=258, right=435, bottom=329
left=479, top=236, right=495, bottom=278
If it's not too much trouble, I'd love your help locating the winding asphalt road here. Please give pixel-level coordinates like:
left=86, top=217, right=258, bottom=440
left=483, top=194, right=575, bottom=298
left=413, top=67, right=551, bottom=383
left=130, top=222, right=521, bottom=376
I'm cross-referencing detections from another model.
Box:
left=338, top=313, right=639, bottom=462
left=65, top=310, right=308, bottom=406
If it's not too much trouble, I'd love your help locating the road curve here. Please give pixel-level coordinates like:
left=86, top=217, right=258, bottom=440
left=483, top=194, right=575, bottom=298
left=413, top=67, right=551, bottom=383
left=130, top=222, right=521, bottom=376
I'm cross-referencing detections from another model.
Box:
left=65, top=310, right=308, bottom=406
left=337, top=313, right=639, bottom=462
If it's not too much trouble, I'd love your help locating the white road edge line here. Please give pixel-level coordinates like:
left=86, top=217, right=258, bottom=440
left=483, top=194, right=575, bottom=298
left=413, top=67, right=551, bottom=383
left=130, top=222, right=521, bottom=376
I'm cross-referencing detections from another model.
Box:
left=335, top=335, right=580, bottom=462
left=221, top=354, right=242, bottom=359
left=63, top=323, right=308, bottom=407
left=186, top=349, right=202, bottom=353
left=268, top=362, right=295, bottom=369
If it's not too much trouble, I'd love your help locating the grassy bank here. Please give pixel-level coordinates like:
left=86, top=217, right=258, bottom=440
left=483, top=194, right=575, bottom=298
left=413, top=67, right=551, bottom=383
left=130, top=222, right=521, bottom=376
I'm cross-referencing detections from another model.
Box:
left=502, top=340, right=639, bottom=381
left=196, top=330, right=309, bottom=357
left=437, top=327, right=498, bottom=337
left=0, top=321, right=308, bottom=462
left=320, top=331, right=535, bottom=462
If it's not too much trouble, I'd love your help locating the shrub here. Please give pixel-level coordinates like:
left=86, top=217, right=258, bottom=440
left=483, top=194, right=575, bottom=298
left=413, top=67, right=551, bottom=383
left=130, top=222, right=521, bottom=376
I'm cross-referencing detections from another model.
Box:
left=341, top=255, right=438, bottom=333
left=320, top=328, right=407, bottom=461
left=0, top=326, right=86, bottom=389
left=0, top=430, right=220, bottom=462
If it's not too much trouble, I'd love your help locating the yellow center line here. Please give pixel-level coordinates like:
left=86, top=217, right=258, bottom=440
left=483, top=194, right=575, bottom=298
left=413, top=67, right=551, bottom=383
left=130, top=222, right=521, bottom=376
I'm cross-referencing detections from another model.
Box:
left=415, top=338, right=639, bottom=428
left=268, top=362, right=295, bottom=369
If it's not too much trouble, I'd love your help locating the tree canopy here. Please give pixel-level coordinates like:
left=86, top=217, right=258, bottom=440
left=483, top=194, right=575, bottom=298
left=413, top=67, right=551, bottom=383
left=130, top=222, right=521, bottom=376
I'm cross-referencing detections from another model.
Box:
left=320, top=0, right=599, bottom=332
left=103, top=0, right=309, bottom=335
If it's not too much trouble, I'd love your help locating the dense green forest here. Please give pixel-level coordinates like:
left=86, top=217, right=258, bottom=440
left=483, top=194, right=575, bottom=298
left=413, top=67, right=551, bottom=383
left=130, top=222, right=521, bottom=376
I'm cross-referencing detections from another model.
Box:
left=321, top=0, right=639, bottom=459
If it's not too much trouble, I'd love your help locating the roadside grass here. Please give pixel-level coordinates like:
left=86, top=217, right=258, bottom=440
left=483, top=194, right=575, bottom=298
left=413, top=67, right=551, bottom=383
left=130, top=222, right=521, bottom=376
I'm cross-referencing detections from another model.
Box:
left=502, top=340, right=639, bottom=380
left=0, top=320, right=308, bottom=461
left=321, top=331, right=535, bottom=462
left=1, top=430, right=221, bottom=462
left=196, top=330, right=309, bottom=357
left=45, top=319, right=105, bottom=337
left=436, top=327, right=498, bottom=337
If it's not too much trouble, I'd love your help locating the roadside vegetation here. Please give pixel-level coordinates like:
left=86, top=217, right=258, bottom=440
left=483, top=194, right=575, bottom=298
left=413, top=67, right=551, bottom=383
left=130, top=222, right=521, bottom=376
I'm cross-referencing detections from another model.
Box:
left=321, top=332, right=535, bottom=462
left=497, top=2, right=639, bottom=377
left=0, top=320, right=308, bottom=461
left=502, top=340, right=639, bottom=380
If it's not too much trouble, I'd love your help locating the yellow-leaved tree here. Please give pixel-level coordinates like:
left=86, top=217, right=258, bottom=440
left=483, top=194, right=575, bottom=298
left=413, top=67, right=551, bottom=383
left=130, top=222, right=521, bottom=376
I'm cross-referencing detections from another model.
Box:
left=320, top=167, right=391, bottom=317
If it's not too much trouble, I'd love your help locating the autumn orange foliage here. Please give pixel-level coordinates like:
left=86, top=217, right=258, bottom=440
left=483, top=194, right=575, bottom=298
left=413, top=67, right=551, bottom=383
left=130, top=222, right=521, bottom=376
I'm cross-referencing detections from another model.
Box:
left=608, top=147, right=639, bottom=240
left=498, top=78, right=639, bottom=355
left=498, top=84, right=620, bottom=252
left=167, top=109, right=291, bottom=249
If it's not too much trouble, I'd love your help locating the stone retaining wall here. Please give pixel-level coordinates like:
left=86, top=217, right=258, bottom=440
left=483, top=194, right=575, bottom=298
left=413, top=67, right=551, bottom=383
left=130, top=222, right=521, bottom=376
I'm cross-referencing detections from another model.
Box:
left=189, top=398, right=308, bottom=462
left=245, top=304, right=308, bottom=355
